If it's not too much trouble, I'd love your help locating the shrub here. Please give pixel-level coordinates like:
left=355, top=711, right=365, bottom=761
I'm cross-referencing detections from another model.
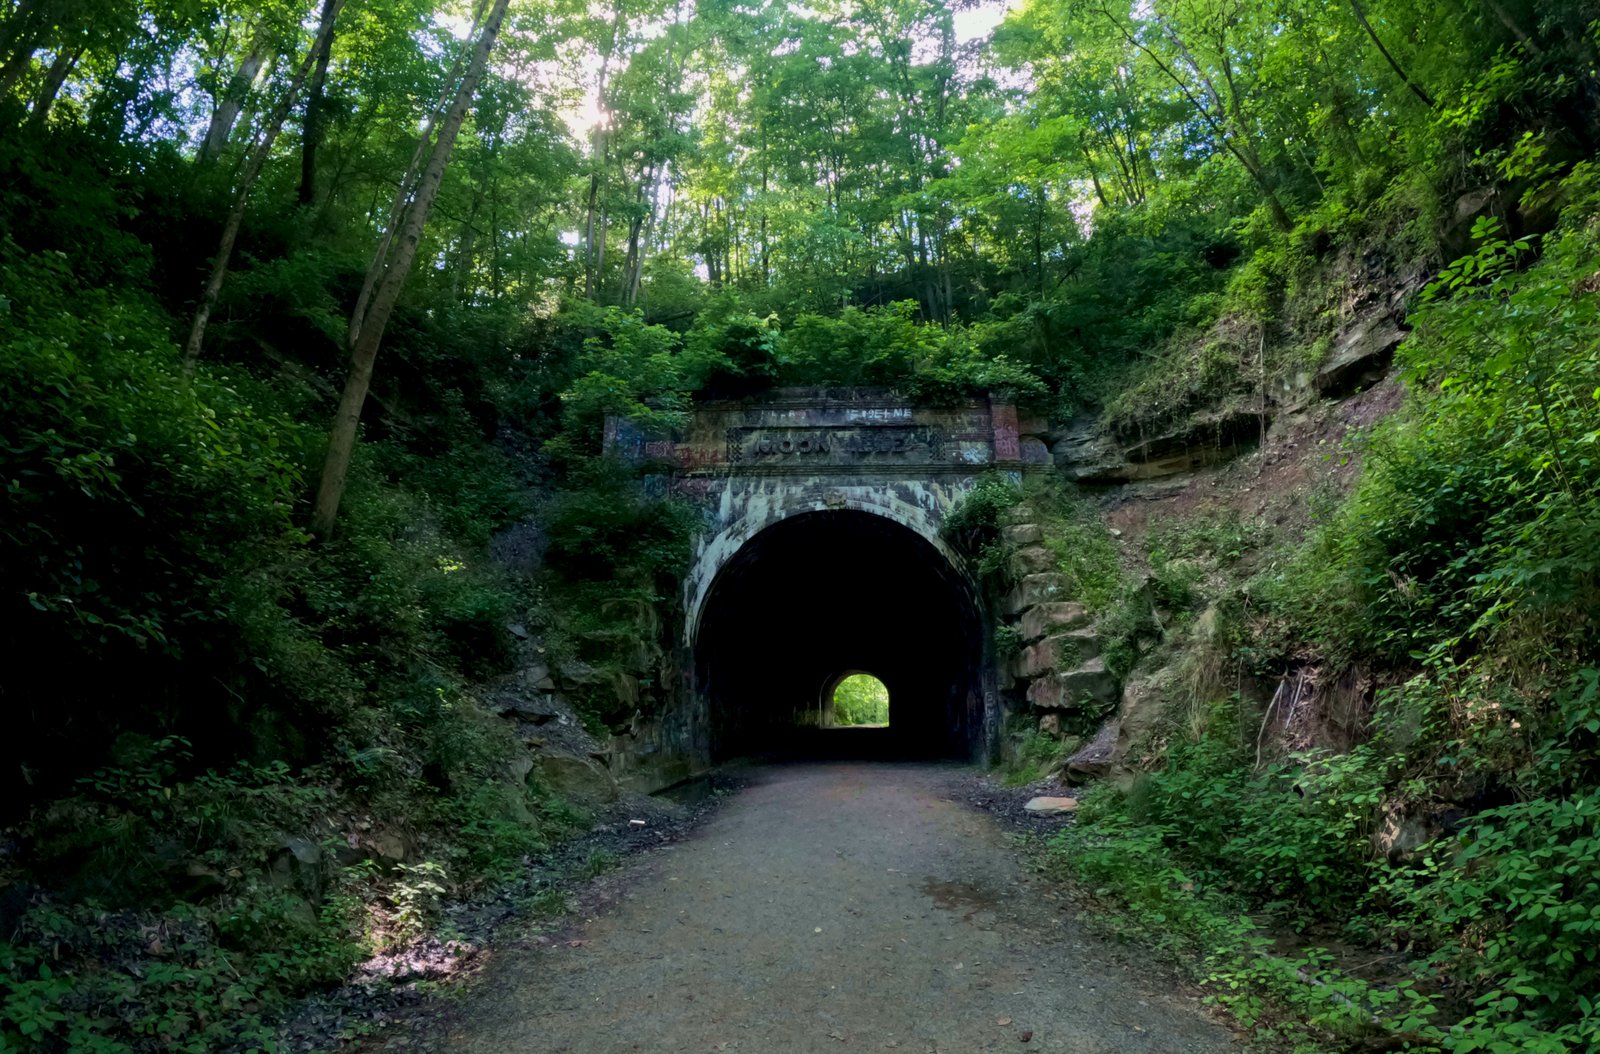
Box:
left=941, top=474, right=1020, bottom=561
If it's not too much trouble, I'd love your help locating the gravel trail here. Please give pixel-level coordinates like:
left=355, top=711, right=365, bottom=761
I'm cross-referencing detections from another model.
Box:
left=429, top=762, right=1239, bottom=1054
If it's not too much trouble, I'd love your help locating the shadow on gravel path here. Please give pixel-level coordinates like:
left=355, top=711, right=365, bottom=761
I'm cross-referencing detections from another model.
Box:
left=420, top=762, right=1239, bottom=1054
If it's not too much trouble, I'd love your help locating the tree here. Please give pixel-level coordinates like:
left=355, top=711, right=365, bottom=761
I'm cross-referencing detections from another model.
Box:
left=199, top=26, right=275, bottom=161
left=297, top=0, right=341, bottom=203
left=310, top=0, right=515, bottom=537
left=183, top=0, right=346, bottom=371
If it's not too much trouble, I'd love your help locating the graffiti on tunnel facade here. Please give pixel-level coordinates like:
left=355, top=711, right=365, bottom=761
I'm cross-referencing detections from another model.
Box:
left=601, top=388, right=1052, bottom=790
left=606, top=387, right=1053, bottom=643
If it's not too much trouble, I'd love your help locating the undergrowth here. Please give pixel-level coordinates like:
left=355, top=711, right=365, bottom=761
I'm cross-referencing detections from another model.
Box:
left=0, top=242, right=592, bottom=1053
left=1044, top=171, right=1600, bottom=1053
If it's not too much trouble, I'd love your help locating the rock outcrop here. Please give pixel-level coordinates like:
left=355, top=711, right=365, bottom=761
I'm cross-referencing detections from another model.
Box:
left=995, top=507, right=1120, bottom=745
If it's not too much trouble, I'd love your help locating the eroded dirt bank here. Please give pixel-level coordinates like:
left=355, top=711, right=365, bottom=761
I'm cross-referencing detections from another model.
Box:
left=416, top=762, right=1238, bottom=1054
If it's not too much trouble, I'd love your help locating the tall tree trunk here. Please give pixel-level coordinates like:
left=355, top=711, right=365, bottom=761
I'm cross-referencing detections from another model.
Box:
left=1082, top=145, right=1111, bottom=207
left=0, top=39, right=35, bottom=95
left=758, top=122, right=770, bottom=286
left=26, top=43, right=77, bottom=128
left=310, top=0, right=511, bottom=539
left=628, top=163, right=663, bottom=305
left=451, top=193, right=481, bottom=302
left=1034, top=191, right=1045, bottom=299
left=297, top=0, right=340, bottom=205
left=583, top=167, right=602, bottom=297
left=346, top=5, right=484, bottom=350
left=583, top=10, right=621, bottom=300
left=0, top=0, right=41, bottom=64
left=0, top=0, right=47, bottom=96
left=200, top=32, right=272, bottom=161
left=940, top=243, right=953, bottom=325
left=184, top=0, right=346, bottom=371
left=1348, top=0, right=1435, bottom=108
left=489, top=158, right=503, bottom=298
left=1096, top=1, right=1294, bottom=231
left=620, top=164, right=653, bottom=304
left=1479, top=0, right=1542, bottom=54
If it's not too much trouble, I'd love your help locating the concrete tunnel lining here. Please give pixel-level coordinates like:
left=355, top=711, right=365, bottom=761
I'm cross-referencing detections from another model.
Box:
left=692, top=509, right=989, bottom=761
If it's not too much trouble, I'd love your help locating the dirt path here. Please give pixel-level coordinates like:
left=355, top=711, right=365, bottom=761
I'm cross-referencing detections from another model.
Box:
left=428, top=763, right=1238, bottom=1054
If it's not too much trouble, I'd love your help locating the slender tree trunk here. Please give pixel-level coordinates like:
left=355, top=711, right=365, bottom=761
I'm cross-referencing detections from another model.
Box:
left=184, top=0, right=346, bottom=372
left=26, top=43, right=77, bottom=128
left=940, top=242, right=953, bottom=326
left=0, top=0, right=46, bottom=97
left=344, top=4, right=480, bottom=347
left=452, top=193, right=481, bottom=302
left=758, top=126, right=770, bottom=286
left=1082, top=145, right=1111, bottom=207
left=346, top=6, right=482, bottom=350
left=0, top=40, right=35, bottom=95
left=1480, top=0, right=1541, bottom=54
left=583, top=168, right=602, bottom=297
left=200, top=33, right=272, bottom=161
left=297, top=0, right=340, bottom=205
left=1033, top=192, right=1045, bottom=299
left=620, top=163, right=653, bottom=304
left=489, top=156, right=503, bottom=298
left=583, top=14, right=620, bottom=299
left=0, top=0, right=41, bottom=64
left=1348, top=0, right=1435, bottom=108
left=1166, top=23, right=1295, bottom=231
left=1097, top=1, right=1294, bottom=231
left=311, top=0, right=511, bottom=539
left=628, top=163, right=663, bottom=305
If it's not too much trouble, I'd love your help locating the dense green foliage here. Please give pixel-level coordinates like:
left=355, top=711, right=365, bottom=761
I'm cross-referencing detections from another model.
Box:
left=831, top=674, right=889, bottom=726
left=0, top=234, right=579, bottom=1049
left=2, top=0, right=1599, bottom=1047
left=1040, top=177, right=1600, bottom=1051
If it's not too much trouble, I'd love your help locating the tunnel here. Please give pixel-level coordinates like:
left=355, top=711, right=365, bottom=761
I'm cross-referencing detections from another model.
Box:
left=692, top=510, right=990, bottom=761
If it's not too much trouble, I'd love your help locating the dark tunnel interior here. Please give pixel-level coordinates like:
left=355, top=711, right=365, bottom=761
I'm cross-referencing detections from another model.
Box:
left=693, top=510, right=988, bottom=760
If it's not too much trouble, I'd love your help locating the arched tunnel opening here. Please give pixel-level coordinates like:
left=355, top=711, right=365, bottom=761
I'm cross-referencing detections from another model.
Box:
left=693, top=510, right=990, bottom=761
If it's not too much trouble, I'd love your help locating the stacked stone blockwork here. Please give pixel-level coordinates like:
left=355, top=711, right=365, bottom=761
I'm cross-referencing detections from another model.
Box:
left=995, top=507, right=1118, bottom=752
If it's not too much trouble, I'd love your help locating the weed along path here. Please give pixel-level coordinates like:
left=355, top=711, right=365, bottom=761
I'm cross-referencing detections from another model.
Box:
left=424, top=763, right=1236, bottom=1054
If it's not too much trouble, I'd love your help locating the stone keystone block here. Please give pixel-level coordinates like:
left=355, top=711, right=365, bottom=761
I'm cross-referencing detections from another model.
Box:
left=1021, top=602, right=1089, bottom=642
left=1001, top=523, right=1043, bottom=547
left=1010, top=546, right=1058, bottom=577
left=1026, top=657, right=1119, bottom=711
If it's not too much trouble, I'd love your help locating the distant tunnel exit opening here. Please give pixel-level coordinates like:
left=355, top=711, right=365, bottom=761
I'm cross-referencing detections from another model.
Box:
left=828, top=673, right=889, bottom=728
left=693, top=510, right=988, bottom=761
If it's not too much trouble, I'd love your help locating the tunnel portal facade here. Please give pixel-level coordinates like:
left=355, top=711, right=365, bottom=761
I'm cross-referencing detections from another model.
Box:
left=605, top=388, right=1052, bottom=786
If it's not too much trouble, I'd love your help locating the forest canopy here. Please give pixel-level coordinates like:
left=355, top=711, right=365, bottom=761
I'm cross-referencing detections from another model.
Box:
left=3, top=0, right=1600, bottom=1049
left=3, top=0, right=1594, bottom=886
left=7, top=0, right=1592, bottom=395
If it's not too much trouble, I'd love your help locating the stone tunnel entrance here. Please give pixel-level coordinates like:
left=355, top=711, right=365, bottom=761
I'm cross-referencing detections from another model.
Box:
left=604, top=388, right=1053, bottom=788
left=694, top=510, right=987, bottom=761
